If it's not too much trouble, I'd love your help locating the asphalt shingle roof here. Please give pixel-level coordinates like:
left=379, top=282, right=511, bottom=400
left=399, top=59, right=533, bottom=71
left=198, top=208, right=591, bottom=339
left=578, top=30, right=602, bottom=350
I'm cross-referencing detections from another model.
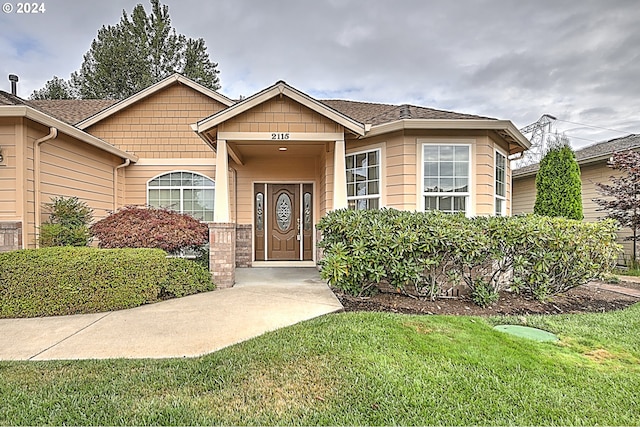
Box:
left=513, top=134, right=640, bottom=176
left=28, top=99, right=119, bottom=125
left=320, top=99, right=494, bottom=125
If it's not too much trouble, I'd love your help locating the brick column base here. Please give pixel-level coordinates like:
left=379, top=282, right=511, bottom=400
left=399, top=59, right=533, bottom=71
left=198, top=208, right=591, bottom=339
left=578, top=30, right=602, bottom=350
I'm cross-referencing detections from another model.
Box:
left=209, top=223, right=236, bottom=288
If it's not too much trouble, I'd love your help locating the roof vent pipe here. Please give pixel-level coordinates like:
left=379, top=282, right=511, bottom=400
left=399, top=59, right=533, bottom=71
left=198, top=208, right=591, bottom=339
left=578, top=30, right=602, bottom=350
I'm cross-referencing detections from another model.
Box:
left=8, top=74, right=18, bottom=96
left=399, top=104, right=411, bottom=119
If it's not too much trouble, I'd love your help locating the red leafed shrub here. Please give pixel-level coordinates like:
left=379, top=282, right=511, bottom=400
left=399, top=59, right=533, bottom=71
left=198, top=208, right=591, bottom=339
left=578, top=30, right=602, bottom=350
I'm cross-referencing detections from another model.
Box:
left=91, top=206, right=209, bottom=253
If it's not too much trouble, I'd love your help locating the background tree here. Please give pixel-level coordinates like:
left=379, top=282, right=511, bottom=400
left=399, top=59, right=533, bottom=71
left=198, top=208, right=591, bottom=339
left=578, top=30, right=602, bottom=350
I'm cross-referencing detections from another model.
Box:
left=29, top=76, right=76, bottom=100
left=534, top=133, right=583, bottom=220
left=595, top=150, right=640, bottom=265
left=34, top=0, right=220, bottom=100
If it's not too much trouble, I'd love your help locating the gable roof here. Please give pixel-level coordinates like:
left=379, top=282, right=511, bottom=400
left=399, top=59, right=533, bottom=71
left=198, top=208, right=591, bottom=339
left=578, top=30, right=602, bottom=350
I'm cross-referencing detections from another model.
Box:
left=0, top=103, right=138, bottom=162
left=193, top=81, right=367, bottom=136
left=513, top=134, right=640, bottom=178
left=77, top=74, right=235, bottom=129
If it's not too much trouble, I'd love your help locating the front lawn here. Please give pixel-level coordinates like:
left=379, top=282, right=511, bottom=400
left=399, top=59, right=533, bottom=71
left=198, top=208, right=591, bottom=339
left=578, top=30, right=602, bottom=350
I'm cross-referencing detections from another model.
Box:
left=1, top=305, right=638, bottom=425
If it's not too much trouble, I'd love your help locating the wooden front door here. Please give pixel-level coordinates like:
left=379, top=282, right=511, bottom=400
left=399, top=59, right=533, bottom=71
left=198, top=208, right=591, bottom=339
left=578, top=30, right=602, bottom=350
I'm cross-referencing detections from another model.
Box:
left=268, top=184, right=300, bottom=260
left=254, top=183, right=313, bottom=261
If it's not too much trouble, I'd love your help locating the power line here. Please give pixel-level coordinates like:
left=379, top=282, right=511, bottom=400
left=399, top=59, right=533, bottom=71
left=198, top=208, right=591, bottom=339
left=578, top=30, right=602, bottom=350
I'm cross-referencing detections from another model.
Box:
left=554, top=118, right=631, bottom=135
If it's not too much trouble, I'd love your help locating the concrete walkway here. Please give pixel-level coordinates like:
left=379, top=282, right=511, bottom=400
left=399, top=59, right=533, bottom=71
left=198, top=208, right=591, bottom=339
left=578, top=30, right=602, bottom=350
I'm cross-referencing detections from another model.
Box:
left=0, top=267, right=343, bottom=361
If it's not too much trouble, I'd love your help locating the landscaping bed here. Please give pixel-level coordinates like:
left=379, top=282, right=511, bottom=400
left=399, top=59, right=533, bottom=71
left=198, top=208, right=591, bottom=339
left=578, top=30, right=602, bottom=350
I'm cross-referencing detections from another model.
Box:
left=334, top=281, right=640, bottom=316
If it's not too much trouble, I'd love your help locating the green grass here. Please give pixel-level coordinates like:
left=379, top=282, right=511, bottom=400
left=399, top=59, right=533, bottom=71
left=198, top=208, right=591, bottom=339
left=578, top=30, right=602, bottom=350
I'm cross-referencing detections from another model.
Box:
left=1, top=304, right=639, bottom=425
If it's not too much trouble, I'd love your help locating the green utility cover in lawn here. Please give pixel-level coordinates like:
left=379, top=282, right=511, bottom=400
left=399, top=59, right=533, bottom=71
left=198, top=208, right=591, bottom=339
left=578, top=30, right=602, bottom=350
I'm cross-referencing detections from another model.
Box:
left=494, top=325, right=559, bottom=342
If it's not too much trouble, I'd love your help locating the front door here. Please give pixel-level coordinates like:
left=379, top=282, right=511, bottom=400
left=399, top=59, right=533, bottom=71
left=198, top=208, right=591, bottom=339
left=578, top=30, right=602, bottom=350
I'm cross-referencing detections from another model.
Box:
left=254, top=183, right=313, bottom=261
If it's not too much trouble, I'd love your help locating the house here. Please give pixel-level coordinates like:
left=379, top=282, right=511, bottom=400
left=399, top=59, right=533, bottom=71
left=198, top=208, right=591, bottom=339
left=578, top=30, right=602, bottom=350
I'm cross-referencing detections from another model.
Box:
left=512, top=134, right=640, bottom=261
left=0, top=74, right=530, bottom=286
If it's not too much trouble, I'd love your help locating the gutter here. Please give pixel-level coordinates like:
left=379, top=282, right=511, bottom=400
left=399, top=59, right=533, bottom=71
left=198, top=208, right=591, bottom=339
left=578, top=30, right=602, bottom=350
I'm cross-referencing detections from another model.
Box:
left=34, top=127, right=58, bottom=247
left=113, top=159, right=130, bottom=210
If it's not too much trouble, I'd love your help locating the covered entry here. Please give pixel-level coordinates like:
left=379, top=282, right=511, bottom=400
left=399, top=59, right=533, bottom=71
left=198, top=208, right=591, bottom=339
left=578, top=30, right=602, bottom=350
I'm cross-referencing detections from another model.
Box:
left=254, top=183, right=313, bottom=261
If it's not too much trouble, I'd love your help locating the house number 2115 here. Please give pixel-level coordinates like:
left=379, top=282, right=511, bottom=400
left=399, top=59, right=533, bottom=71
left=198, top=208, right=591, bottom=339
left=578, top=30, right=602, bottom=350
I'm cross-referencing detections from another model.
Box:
left=271, top=133, right=290, bottom=140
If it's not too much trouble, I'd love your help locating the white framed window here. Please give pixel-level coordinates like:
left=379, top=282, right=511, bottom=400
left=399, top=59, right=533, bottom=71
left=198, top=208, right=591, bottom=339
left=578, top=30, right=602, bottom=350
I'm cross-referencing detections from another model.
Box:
left=495, top=150, right=507, bottom=216
left=147, top=171, right=215, bottom=221
left=346, top=148, right=380, bottom=210
left=422, top=144, right=470, bottom=214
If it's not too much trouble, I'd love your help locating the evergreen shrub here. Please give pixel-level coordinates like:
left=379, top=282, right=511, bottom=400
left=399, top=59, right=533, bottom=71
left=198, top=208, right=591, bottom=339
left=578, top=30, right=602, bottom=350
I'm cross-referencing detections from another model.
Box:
left=318, top=209, right=620, bottom=306
left=0, top=247, right=214, bottom=318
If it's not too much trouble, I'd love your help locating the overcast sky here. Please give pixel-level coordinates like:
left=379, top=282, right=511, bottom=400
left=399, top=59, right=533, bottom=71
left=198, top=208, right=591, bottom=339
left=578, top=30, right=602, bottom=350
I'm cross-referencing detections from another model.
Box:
left=1, top=0, right=639, bottom=149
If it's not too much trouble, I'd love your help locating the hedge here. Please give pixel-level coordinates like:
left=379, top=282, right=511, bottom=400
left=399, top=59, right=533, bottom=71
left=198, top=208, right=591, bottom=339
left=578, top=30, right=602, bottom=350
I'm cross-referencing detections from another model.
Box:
left=318, top=209, right=621, bottom=306
left=0, top=247, right=215, bottom=318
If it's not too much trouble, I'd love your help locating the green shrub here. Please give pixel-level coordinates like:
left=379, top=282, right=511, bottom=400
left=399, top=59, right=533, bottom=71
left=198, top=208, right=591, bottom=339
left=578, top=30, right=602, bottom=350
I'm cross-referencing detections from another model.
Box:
left=318, top=210, right=621, bottom=305
left=534, top=140, right=583, bottom=220
left=91, top=206, right=208, bottom=253
left=0, top=247, right=214, bottom=318
left=160, top=257, right=215, bottom=299
left=39, top=196, right=93, bottom=247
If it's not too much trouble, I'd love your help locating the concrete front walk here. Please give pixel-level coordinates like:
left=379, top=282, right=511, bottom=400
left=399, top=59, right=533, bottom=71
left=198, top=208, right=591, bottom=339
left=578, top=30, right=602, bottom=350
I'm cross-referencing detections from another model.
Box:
left=0, top=267, right=343, bottom=361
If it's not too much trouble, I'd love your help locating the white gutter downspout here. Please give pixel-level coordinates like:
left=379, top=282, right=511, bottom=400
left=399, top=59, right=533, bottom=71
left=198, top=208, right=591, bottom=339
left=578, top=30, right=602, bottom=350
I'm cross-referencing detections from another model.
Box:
left=113, top=159, right=130, bottom=210
left=34, top=127, right=58, bottom=247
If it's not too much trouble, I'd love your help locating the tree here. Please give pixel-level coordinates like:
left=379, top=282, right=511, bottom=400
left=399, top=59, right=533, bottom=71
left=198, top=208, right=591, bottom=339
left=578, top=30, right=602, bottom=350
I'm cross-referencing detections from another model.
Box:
left=34, top=0, right=220, bottom=100
left=595, top=150, right=640, bottom=265
left=38, top=196, right=93, bottom=247
left=533, top=133, right=583, bottom=220
left=29, top=76, right=76, bottom=100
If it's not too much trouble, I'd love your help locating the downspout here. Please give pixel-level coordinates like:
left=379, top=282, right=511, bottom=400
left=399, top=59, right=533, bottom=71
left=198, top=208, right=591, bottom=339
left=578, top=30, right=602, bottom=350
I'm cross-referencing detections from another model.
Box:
left=113, top=159, right=130, bottom=211
left=34, top=127, right=58, bottom=247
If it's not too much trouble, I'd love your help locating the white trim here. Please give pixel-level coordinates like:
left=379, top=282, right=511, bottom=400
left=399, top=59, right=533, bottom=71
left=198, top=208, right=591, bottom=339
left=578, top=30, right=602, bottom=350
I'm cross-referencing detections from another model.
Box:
left=494, top=148, right=508, bottom=216
left=194, top=81, right=366, bottom=136
left=418, top=140, right=474, bottom=216
left=217, top=132, right=345, bottom=142
left=77, top=74, right=234, bottom=129
left=146, top=170, right=216, bottom=221
left=369, top=119, right=530, bottom=151
left=0, top=105, right=137, bottom=161
left=252, top=181, right=316, bottom=263
left=135, top=158, right=216, bottom=166
left=345, top=147, right=383, bottom=210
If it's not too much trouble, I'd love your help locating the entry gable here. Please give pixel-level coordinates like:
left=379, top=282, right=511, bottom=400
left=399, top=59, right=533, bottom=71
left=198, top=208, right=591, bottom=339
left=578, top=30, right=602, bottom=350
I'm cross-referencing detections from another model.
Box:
left=192, top=81, right=366, bottom=137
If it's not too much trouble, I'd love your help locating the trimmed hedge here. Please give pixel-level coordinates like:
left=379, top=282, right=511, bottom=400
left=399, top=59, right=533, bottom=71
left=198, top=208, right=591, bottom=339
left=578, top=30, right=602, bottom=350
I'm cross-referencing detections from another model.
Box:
left=318, top=209, right=621, bottom=306
left=0, top=247, right=215, bottom=318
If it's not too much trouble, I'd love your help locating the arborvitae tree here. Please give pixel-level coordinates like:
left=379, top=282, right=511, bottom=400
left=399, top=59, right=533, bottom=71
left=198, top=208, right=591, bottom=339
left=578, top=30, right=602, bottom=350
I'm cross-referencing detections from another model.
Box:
left=533, top=133, right=583, bottom=220
left=29, top=76, right=77, bottom=100
left=595, top=149, right=640, bottom=265
left=34, top=0, right=220, bottom=100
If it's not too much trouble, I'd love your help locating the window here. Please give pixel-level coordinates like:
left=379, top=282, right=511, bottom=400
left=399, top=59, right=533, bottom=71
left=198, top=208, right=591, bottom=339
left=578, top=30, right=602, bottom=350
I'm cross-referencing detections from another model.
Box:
left=495, top=151, right=506, bottom=216
left=422, top=144, right=469, bottom=214
left=346, top=149, right=380, bottom=210
left=147, top=171, right=215, bottom=221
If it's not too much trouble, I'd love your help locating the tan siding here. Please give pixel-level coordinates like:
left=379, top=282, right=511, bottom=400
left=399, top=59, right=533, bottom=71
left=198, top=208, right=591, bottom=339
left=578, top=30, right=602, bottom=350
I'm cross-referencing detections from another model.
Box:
left=234, top=156, right=319, bottom=225
left=123, top=164, right=216, bottom=207
left=219, top=97, right=341, bottom=134
left=86, top=83, right=225, bottom=159
left=512, top=174, right=536, bottom=214
left=0, top=120, right=17, bottom=218
left=21, top=121, right=120, bottom=247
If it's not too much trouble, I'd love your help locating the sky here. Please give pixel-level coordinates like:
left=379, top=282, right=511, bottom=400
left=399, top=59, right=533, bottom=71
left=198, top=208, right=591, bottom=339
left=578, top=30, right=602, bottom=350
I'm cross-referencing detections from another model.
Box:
left=1, top=0, right=639, bottom=149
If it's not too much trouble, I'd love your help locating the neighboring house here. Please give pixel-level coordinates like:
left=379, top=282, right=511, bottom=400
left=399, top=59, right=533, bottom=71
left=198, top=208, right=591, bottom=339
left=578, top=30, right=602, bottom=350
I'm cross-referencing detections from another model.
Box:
left=512, top=134, right=640, bottom=262
left=0, top=74, right=530, bottom=286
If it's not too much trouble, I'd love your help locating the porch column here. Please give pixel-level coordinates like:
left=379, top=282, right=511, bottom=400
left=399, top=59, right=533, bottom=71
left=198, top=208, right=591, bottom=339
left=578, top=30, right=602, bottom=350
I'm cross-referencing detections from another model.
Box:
left=214, top=139, right=230, bottom=222
left=333, top=139, right=348, bottom=210
left=210, top=139, right=235, bottom=288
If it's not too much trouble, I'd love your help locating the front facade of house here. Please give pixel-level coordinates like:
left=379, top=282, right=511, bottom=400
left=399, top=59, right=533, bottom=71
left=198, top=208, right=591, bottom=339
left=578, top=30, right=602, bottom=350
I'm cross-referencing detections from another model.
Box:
left=0, top=74, right=529, bottom=286
left=512, top=134, right=640, bottom=262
